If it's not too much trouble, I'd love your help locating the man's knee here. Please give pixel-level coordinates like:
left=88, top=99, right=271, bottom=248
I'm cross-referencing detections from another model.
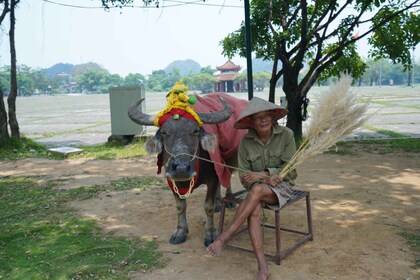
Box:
left=249, top=184, right=267, bottom=198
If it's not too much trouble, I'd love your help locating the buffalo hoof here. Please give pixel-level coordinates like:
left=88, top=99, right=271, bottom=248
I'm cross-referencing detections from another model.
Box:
left=169, top=234, right=187, bottom=244
left=169, top=228, right=188, bottom=244
left=214, top=201, right=236, bottom=212
left=204, top=230, right=218, bottom=247
left=225, top=201, right=236, bottom=209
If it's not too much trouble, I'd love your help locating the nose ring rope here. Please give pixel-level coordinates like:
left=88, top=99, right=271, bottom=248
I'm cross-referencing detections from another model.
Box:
left=163, top=145, right=199, bottom=199
left=162, top=146, right=269, bottom=199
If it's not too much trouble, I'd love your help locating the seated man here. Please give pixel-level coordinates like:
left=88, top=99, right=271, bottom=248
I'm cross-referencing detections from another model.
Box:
left=207, top=97, right=297, bottom=280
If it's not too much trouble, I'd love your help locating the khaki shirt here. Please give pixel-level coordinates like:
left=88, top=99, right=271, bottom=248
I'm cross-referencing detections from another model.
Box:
left=238, top=124, right=297, bottom=185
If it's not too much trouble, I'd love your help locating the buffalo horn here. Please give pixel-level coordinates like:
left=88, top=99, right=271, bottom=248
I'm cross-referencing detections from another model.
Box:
left=197, top=96, right=232, bottom=124
left=128, top=98, right=156, bottom=126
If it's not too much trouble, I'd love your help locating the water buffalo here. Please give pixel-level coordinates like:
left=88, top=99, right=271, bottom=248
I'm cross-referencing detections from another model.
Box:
left=128, top=93, right=247, bottom=246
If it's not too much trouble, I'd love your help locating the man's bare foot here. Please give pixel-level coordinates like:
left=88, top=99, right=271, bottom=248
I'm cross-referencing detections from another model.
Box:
left=206, top=239, right=226, bottom=257
left=257, top=266, right=270, bottom=280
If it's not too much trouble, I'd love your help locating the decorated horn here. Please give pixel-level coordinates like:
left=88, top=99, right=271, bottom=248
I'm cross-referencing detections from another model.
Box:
left=128, top=98, right=156, bottom=126
left=197, top=96, right=232, bottom=124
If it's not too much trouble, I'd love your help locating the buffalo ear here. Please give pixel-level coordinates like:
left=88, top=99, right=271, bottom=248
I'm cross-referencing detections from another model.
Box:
left=199, top=128, right=217, bottom=152
left=145, top=128, right=163, bottom=154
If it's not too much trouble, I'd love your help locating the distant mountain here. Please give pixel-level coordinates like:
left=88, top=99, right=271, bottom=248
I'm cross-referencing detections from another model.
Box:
left=41, top=63, right=73, bottom=79
left=164, top=59, right=201, bottom=76
left=41, top=62, right=107, bottom=78
left=72, top=63, right=108, bottom=76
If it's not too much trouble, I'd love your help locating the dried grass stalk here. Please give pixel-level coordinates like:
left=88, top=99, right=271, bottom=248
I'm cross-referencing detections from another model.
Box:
left=280, top=74, right=371, bottom=178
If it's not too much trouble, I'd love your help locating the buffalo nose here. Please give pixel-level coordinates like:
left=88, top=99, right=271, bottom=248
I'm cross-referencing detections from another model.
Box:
left=170, top=158, right=192, bottom=178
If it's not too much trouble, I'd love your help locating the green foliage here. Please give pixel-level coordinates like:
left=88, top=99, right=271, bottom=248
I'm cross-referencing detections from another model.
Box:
left=218, top=0, right=418, bottom=140
left=101, top=0, right=159, bottom=9
left=200, top=66, right=216, bottom=75
left=317, top=43, right=367, bottom=82
left=147, top=70, right=166, bottom=91
left=330, top=138, right=420, bottom=154
left=253, top=72, right=271, bottom=91
left=0, top=137, right=148, bottom=160
left=369, top=8, right=419, bottom=70
left=65, top=176, right=162, bottom=200
left=69, top=141, right=147, bottom=159
left=76, top=68, right=122, bottom=93
left=400, top=230, right=420, bottom=268
left=0, top=176, right=164, bottom=279
left=0, top=137, right=48, bottom=160
left=185, top=73, right=217, bottom=93
left=123, top=73, right=146, bottom=86
left=363, top=124, right=411, bottom=139
left=165, top=68, right=182, bottom=89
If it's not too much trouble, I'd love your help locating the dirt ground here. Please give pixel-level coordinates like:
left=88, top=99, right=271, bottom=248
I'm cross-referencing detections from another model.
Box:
left=1, top=146, right=419, bottom=280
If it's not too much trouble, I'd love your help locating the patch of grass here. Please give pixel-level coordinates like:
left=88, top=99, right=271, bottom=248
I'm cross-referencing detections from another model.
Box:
left=0, top=137, right=48, bottom=160
left=67, top=141, right=147, bottom=159
left=368, top=138, right=420, bottom=152
left=371, top=100, right=420, bottom=110
left=0, top=137, right=148, bottom=160
left=324, top=144, right=357, bottom=155
left=363, top=125, right=410, bottom=139
left=65, top=176, right=162, bottom=201
left=33, top=122, right=110, bottom=140
left=326, top=138, right=420, bottom=155
left=0, top=176, right=164, bottom=279
left=400, top=231, right=420, bottom=269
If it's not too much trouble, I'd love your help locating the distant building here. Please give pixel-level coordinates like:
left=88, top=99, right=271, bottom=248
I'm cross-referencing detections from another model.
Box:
left=214, top=60, right=244, bottom=93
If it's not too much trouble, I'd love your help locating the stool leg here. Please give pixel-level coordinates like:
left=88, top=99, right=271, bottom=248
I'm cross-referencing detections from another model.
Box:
left=218, top=201, right=227, bottom=235
left=306, top=193, right=314, bottom=241
left=275, top=209, right=281, bottom=265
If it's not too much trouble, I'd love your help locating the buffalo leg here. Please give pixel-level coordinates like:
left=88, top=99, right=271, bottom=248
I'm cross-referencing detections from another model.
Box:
left=215, top=185, right=235, bottom=211
left=214, top=185, right=223, bottom=213
left=169, top=195, right=189, bottom=244
left=224, top=186, right=236, bottom=209
left=204, top=179, right=219, bottom=247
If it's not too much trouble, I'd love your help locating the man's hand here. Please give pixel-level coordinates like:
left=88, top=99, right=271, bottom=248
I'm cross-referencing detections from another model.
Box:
left=240, top=172, right=283, bottom=188
left=264, top=175, right=283, bottom=187
left=240, top=172, right=265, bottom=187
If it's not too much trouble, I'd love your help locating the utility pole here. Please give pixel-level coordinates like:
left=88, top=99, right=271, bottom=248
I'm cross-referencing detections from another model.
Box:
left=244, top=0, right=253, bottom=100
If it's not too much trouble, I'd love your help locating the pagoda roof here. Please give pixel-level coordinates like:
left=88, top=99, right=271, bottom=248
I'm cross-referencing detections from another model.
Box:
left=216, top=60, right=241, bottom=71
left=216, top=73, right=237, bottom=81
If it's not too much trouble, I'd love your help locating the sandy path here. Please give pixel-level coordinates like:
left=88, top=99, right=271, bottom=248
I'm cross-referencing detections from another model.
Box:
left=1, top=150, right=419, bottom=280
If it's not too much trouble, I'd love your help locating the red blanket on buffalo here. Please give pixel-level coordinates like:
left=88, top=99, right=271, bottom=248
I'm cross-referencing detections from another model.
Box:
left=192, top=93, right=248, bottom=188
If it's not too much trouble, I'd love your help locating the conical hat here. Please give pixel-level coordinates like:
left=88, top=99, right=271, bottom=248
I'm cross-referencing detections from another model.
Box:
left=234, top=97, right=288, bottom=129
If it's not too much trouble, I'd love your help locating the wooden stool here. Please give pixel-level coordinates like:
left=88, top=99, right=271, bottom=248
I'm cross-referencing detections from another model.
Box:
left=218, top=189, right=313, bottom=265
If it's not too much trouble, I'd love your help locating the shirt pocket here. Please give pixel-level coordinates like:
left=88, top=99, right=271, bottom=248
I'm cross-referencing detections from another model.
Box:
left=249, top=153, right=264, bottom=171
left=268, top=150, right=283, bottom=168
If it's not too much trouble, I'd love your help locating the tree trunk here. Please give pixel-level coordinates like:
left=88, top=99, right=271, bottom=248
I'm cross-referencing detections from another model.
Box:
left=268, top=78, right=276, bottom=103
left=7, top=0, right=19, bottom=138
left=277, top=60, right=303, bottom=141
left=285, top=93, right=303, bottom=142
left=0, top=88, right=9, bottom=139
left=407, top=70, right=412, bottom=87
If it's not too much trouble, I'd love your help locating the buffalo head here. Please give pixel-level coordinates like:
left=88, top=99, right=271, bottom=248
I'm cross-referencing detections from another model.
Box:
left=128, top=97, right=232, bottom=182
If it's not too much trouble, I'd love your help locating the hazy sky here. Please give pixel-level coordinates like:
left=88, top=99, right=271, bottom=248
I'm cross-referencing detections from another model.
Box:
left=1, top=0, right=248, bottom=77
left=0, top=0, right=417, bottom=78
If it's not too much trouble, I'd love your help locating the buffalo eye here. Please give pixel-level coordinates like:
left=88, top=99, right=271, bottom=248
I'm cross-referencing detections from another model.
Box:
left=192, top=128, right=199, bottom=136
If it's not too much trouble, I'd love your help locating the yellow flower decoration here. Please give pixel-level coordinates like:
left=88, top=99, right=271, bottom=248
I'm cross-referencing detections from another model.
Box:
left=154, top=82, right=203, bottom=126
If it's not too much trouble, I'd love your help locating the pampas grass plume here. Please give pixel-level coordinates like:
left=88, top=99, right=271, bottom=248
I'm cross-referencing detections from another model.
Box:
left=280, top=74, right=371, bottom=177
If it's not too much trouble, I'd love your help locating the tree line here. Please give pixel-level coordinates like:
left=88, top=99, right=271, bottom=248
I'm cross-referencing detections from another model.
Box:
left=0, top=58, right=417, bottom=97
